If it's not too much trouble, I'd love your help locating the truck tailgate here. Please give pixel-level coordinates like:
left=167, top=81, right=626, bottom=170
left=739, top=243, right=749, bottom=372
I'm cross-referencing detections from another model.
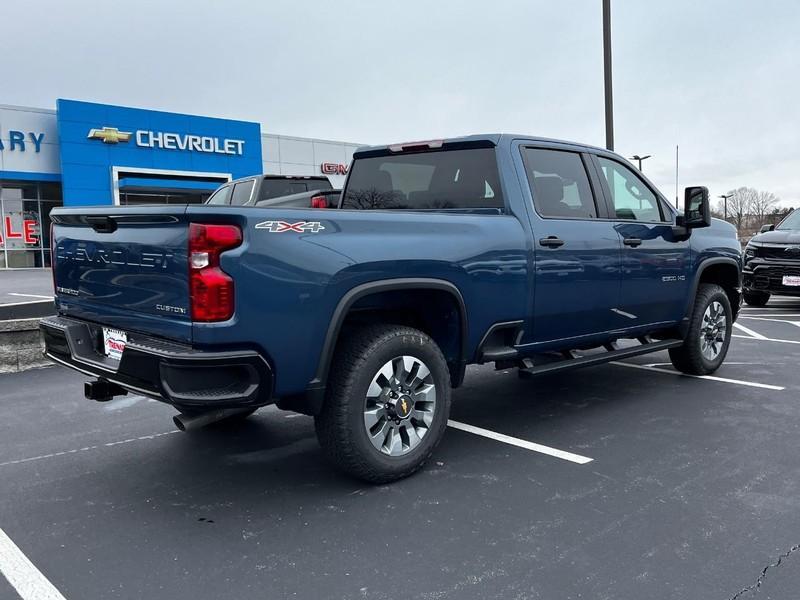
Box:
left=52, top=206, right=192, bottom=343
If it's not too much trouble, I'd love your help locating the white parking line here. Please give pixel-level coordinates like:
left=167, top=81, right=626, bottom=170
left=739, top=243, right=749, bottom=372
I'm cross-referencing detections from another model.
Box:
left=6, top=293, right=53, bottom=300
left=610, top=361, right=784, bottom=390
left=447, top=420, right=593, bottom=464
left=733, top=334, right=800, bottom=345
left=0, top=299, right=53, bottom=308
left=0, top=527, right=67, bottom=600
left=740, top=316, right=800, bottom=328
left=732, top=322, right=768, bottom=339
left=0, top=431, right=180, bottom=468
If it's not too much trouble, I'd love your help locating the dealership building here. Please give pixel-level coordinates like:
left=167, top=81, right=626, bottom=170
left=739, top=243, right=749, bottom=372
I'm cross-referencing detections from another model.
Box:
left=0, top=99, right=360, bottom=269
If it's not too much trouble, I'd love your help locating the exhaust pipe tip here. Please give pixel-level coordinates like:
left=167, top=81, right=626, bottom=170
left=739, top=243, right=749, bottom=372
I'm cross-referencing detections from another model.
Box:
left=172, top=407, right=253, bottom=432
left=172, top=413, right=188, bottom=431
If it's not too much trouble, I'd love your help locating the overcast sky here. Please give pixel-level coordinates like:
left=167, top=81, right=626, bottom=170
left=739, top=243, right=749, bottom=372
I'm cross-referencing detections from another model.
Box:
left=2, top=0, right=798, bottom=207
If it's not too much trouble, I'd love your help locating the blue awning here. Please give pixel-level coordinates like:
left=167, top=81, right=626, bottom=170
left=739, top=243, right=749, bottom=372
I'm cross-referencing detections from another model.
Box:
left=118, top=177, right=224, bottom=192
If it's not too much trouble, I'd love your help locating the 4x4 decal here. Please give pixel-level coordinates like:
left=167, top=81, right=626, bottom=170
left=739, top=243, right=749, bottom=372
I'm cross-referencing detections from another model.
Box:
left=255, top=220, right=325, bottom=233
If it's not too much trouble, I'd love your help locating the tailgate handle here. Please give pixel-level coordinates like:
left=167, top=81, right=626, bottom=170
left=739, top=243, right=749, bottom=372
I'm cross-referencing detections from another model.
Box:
left=85, top=216, right=117, bottom=233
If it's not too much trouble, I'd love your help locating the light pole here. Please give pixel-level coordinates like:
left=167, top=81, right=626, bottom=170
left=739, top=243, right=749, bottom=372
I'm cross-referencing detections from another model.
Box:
left=603, top=0, right=613, bottom=151
left=719, top=193, right=733, bottom=222
left=629, top=154, right=651, bottom=171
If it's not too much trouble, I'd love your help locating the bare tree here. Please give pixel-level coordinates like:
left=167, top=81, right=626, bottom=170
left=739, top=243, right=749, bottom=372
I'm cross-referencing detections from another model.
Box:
left=725, top=187, right=752, bottom=233
left=750, top=189, right=780, bottom=224
left=722, top=187, right=781, bottom=234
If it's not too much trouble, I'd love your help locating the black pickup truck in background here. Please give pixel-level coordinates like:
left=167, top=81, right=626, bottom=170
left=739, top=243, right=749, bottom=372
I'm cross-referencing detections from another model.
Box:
left=205, top=174, right=336, bottom=208
left=743, top=209, right=800, bottom=305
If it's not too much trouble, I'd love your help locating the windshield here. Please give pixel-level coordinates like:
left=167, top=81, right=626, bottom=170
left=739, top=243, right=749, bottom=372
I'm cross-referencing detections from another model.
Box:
left=777, top=209, right=800, bottom=230
left=342, top=148, right=503, bottom=210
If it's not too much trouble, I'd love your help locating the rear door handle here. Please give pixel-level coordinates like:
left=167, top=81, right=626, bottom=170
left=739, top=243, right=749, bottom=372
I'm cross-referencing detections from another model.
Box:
left=623, top=237, right=642, bottom=248
left=539, top=236, right=565, bottom=248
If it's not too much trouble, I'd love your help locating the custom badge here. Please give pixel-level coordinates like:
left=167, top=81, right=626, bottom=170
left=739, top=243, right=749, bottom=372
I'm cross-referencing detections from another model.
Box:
left=255, top=221, right=325, bottom=233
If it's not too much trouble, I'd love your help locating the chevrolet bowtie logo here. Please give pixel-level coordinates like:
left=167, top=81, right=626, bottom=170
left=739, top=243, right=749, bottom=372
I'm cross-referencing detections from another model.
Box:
left=87, top=127, right=132, bottom=144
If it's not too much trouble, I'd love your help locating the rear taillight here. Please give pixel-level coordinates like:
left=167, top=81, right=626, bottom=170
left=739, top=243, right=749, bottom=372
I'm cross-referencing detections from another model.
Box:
left=310, top=195, right=329, bottom=209
left=189, top=223, right=242, bottom=322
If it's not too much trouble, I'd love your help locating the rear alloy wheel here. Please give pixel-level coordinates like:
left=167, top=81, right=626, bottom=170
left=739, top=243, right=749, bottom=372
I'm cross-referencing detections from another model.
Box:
left=315, top=324, right=451, bottom=483
left=363, top=356, right=437, bottom=457
left=669, top=283, right=732, bottom=375
left=743, top=290, right=770, bottom=307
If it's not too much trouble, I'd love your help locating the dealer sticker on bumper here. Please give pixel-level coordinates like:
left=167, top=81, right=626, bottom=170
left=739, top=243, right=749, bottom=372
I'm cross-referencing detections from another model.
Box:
left=102, top=328, right=127, bottom=360
left=782, top=275, right=800, bottom=287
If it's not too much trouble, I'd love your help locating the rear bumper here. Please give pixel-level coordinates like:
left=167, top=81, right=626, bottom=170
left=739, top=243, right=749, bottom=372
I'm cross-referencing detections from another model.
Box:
left=743, top=261, right=800, bottom=296
left=40, top=315, right=273, bottom=409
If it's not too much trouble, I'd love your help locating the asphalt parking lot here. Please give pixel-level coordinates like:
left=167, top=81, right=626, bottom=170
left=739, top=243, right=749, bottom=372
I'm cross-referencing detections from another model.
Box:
left=0, top=270, right=54, bottom=320
left=0, top=270, right=53, bottom=305
left=3, top=300, right=800, bottom=599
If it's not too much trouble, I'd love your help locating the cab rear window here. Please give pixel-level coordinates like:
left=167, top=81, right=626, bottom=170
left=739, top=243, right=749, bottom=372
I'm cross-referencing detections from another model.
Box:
left=342, top=148, right=503, bottom=210
left=258, top=178, right=333, bottom=201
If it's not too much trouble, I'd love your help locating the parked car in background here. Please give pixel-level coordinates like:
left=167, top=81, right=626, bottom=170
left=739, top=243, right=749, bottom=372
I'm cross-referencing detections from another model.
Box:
left=43, top=134, right=741, bottom=483
left=206, top=174, right=334, bottom=207
left=743, top=209, right=800, bottom=305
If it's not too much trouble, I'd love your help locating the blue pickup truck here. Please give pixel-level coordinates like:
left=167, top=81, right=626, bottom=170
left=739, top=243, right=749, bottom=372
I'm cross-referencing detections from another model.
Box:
left=41, top=134, right=741, bottom=482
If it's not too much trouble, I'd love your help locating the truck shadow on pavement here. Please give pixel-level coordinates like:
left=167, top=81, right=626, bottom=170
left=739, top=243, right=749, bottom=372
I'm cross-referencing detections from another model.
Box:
left=114, top=359, right=697, bottom=508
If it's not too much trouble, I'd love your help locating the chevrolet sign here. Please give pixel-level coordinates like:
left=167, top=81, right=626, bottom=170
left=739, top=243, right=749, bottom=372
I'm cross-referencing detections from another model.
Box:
left=87, top=126, right=245, bottom=156
left=87, top=127, right=132, bottom=144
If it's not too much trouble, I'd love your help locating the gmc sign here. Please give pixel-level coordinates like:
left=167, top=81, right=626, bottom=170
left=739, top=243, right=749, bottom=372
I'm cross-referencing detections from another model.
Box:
left=321, top=162, right=348, bottom=175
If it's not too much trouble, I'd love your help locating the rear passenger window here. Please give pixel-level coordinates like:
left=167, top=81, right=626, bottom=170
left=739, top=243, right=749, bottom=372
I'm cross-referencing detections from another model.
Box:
left=230, top=180, right=255, bottom=206
left=206, top=185, right=231, bottom=205
left=597, top=157, right=663, bottom=222
left=523, top=148, right=597, bottom=219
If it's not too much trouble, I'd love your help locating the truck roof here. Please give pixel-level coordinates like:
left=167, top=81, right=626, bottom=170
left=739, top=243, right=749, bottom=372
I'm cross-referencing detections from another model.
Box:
left=353, top=133, right=611, bottom=158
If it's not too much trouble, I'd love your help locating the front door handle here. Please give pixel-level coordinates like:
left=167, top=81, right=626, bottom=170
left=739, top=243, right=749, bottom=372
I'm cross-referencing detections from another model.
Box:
left=623, top=237, right=643, bottom=248
left=539, top=236, right=565, bottom=248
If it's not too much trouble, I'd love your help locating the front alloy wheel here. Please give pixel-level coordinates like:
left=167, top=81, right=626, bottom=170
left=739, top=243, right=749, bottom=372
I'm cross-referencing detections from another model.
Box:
left=669, top=282, right=732, bottom=375
left=699, top=300, right=727, bottom=361
left=364, top=356, right=437, bottom=457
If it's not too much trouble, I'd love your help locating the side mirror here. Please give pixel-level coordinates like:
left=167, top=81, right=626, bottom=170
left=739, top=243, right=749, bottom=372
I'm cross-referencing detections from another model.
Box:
left=683, top=186, right=711, bottom=228
left=760, top=224, right=775, bottom=233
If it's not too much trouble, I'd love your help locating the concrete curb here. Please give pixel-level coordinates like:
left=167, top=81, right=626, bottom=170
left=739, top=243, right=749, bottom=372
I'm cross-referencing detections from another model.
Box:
left=0, top=318, right=51, bottom=373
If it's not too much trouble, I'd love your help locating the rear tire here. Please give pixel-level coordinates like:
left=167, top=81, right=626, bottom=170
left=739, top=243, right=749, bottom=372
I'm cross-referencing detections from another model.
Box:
left=314, top=324, right=451, bottom=483
left=669, top=283, right=732, bottom=375
left=743, top=290, right=770, bottom=307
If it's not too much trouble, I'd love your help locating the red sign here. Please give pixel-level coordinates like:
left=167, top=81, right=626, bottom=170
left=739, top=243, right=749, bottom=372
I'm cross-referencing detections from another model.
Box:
left=0, top=216, right=39, bottom=246
left=321, top=162, right=348, bottom=176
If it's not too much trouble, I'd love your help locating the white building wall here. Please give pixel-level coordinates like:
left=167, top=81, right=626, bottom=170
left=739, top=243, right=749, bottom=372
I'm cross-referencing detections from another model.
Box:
left=0, top=104, right=60, bottom=175
left=261, top=133, right=361, bottom=188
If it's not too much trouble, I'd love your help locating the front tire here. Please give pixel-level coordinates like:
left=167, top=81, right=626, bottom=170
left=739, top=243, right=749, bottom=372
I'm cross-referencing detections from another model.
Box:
left=669, top=283, right=732, bottom=375
left=315, top=324, right=452, bottom=483
left=743, top=290, right=770, bottom=307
